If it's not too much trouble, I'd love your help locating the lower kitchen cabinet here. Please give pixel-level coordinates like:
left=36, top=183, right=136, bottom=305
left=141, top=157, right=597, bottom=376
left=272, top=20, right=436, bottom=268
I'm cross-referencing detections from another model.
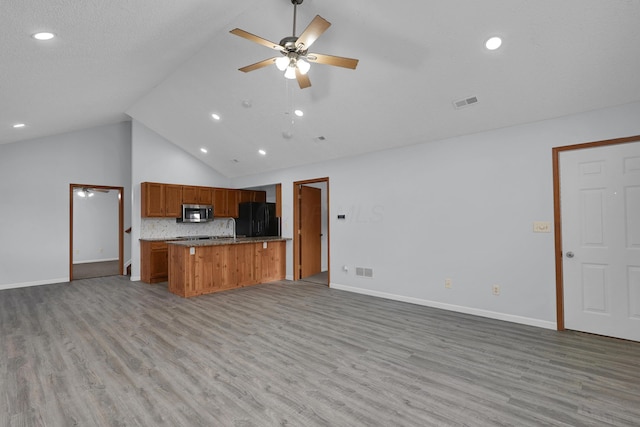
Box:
left=168, top=240, right=286, bottom=298
left=140, top=241, right=169, bottom=283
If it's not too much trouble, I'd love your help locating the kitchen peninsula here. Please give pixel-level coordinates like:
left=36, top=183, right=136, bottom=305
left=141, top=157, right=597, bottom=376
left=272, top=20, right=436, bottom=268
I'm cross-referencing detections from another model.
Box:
left=167, top=236, right=287, bottom=298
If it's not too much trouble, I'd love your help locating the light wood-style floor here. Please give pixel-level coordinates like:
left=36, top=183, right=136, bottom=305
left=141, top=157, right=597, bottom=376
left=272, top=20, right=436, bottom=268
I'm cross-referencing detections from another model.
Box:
left=1, top=276, right=639, bottom=426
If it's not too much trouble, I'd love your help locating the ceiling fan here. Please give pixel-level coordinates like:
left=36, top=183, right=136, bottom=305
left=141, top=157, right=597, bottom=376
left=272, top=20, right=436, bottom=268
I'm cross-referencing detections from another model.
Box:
left=230, top=0, right=359, bottom=89
left=75, top=187, right=109, bottom=198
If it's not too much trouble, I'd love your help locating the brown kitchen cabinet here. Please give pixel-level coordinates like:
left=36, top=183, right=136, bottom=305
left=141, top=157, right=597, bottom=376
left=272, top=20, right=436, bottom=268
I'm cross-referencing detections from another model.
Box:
left=142, top=181, right=267, bottom=219
left=141, top=182, right=182, bottom=218
left=168, top=239, right=286, bottom=298
left=213, top=188, right=235, bottom=217
left=140, top=240, right=169, bottom=283
left=183, top=186, right=214, bottom=205
left=238, top=189, right=266, bottom=204
left=226, top=189, right=240, bottom=217
left=257, top=240, right=285, bottom=282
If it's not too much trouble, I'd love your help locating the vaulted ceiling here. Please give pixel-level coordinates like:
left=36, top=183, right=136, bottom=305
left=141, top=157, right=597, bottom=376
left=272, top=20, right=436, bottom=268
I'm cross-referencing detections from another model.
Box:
left=3, top=0, right=640, bottom=177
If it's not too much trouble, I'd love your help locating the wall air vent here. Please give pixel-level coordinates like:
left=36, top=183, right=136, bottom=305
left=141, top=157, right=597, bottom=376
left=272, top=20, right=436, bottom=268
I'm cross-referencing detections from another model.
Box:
left=356, top=267, right=373, bottom=278
left=453, top=96, right=479, bottom=110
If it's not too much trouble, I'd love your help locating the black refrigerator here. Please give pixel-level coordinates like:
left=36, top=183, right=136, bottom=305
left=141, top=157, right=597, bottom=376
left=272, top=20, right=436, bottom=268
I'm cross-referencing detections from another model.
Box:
left=236, top=202, right=279, bottom=237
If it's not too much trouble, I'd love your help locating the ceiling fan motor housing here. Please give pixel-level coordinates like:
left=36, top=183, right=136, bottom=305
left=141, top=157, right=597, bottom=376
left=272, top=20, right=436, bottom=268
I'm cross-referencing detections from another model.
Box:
left=279, top=36, right=300, bottom=52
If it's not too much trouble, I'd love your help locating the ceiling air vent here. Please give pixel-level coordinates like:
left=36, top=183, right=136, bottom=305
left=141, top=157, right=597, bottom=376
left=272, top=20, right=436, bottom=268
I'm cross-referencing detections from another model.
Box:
left=453, top=96, right=479, bottom=110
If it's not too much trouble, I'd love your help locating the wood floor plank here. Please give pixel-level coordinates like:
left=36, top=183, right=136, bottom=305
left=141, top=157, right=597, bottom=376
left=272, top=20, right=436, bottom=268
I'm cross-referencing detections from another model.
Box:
left=1, top=276, right=639, bottom=426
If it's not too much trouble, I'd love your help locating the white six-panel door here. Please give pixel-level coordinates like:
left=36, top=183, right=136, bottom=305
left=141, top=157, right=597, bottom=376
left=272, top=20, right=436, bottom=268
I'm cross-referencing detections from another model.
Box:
left=560, top=141, right=640, bottom=341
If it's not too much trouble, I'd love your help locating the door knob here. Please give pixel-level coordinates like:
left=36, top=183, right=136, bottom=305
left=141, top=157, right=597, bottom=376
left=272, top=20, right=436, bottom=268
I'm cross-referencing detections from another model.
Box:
left=565, top=251, right=574, bottom=258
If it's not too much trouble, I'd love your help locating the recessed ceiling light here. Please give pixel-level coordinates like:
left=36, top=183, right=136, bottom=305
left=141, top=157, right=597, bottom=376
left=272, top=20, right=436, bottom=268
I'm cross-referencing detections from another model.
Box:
left=258, top=149, right=266, bottom=156
left=200, top=148, right=208, bottom=153
left=485, top=36, right=502, bottom=50
left=211, top=113, right=221, bottom=120
left=13, top=123, right=26, bottom=128
left=32, top=32, right=55, bottom=41
left=294, top=109, right=304, bottom=117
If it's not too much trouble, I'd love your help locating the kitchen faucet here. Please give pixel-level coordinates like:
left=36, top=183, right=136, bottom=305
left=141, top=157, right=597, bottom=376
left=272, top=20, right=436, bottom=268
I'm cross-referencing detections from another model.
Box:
left=229, top=217, right=236, bottom=240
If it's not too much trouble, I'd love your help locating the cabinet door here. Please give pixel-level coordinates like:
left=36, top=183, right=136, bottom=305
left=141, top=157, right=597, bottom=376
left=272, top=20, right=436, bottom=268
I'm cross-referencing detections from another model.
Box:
left=150, top=246, right=169, bottom=280
left=198, top=187, right=214, bottom=205
left=164, top=185, right=183, bottom=217
left=141, top=241, right=169, bottom=283
left=142, top=182, right=165, bottom=217
left=227, top=190, right=240, bottom=218
left=238, top=190, right=253, bottom=204
left=182, top=186, right=198, bottom=204
left=213, top=188, right=228, bottom=217
left=253, top=191, right=267, bottom=203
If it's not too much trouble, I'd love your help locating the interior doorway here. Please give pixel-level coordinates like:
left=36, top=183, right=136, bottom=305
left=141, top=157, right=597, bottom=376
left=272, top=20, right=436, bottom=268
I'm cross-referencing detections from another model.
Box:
left=69, top=184, right=124, bottom=281
left=293, top=177, right=330, bottom=285
left=553, top=135, right=640, bottom=341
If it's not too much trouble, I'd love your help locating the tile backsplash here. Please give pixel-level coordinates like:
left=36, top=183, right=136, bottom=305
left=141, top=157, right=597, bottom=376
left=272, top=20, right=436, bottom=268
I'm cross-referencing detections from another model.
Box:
left=140, top=218, right=236, bottom=239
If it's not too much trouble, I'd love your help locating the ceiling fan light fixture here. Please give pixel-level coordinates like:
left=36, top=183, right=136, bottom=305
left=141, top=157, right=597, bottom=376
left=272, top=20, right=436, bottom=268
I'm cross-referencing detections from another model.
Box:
left=284, top=66, right=297, bottom=79
left=297, top=58, right=310, bottom=75
left=275, top=56, right=289, bottom=71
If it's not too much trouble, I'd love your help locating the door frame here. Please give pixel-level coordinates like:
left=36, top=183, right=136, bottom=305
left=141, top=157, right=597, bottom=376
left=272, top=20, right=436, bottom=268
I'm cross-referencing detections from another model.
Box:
left=293, top=177, right=330, bottom=283
left=552, top=135, right=640, bottom=330
left=69, top=183, right=124, bottom=281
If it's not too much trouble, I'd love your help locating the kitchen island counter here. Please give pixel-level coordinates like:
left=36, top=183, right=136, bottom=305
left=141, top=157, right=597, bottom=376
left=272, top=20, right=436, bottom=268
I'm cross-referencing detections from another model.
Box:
left=167, top=237, right=288, bottom=298
left=166, top=236, right=288, bottom=247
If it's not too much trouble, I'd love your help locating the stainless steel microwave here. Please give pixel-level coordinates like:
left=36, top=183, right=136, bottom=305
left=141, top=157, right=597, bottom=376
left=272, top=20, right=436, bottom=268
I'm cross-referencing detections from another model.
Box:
left=178, top=204, right=213, bottom=223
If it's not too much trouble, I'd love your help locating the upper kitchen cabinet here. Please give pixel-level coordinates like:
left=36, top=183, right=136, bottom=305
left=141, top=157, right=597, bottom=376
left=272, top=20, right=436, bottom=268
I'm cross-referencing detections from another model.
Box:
left=227, top=189, right=240, bottom=218
left=213, top=188, right=242, bottom=218
left=141, top=182, right=182, bottom=218
left=183, top=186, right=213, bottom=205
left=238, top=189, right=267, bottom=204
left=141, top=182, right=267, bottom=219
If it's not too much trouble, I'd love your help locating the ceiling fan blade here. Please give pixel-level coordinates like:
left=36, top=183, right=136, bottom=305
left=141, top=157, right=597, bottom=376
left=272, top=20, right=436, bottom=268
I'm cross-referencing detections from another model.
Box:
left=230, top=28, right=283, bottom=51
left=239, top=58, right=278, bottom=73
left=296, top=68, right=311, bottom=89
left=307, top=53, right=359, bottom=70
left=296, top=15, right=331, bottom=51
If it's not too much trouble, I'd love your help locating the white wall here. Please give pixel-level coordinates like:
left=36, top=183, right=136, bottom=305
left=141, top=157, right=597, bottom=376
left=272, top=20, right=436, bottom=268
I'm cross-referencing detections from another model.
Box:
left=130, top=120, right=231, bottom=280
left=0, top=122, right=132, bottom=289
left=231, top=101, right=640, bottom=329
left=73, top=189, right=120, bottom=263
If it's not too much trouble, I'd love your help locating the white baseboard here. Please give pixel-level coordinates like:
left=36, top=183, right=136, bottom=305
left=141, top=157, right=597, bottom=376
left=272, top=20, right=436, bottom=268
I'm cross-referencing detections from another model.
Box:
left=73, top=258, right=119, bottom=264
left=329, top=283, right=556, bottom=330
left=285, top=274, right=294, bottom=281
left=130, top=275, right=141, bottom=282
left=0, top=278, right=69, bottom=291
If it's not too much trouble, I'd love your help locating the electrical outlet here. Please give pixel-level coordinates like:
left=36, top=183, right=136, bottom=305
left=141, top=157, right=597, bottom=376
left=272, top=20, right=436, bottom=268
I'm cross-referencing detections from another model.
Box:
left=533, top=221, right=552, bottom=233
left=445, top=278, right=452, bottom=289
left=492, top=284, right=500, bottom=295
